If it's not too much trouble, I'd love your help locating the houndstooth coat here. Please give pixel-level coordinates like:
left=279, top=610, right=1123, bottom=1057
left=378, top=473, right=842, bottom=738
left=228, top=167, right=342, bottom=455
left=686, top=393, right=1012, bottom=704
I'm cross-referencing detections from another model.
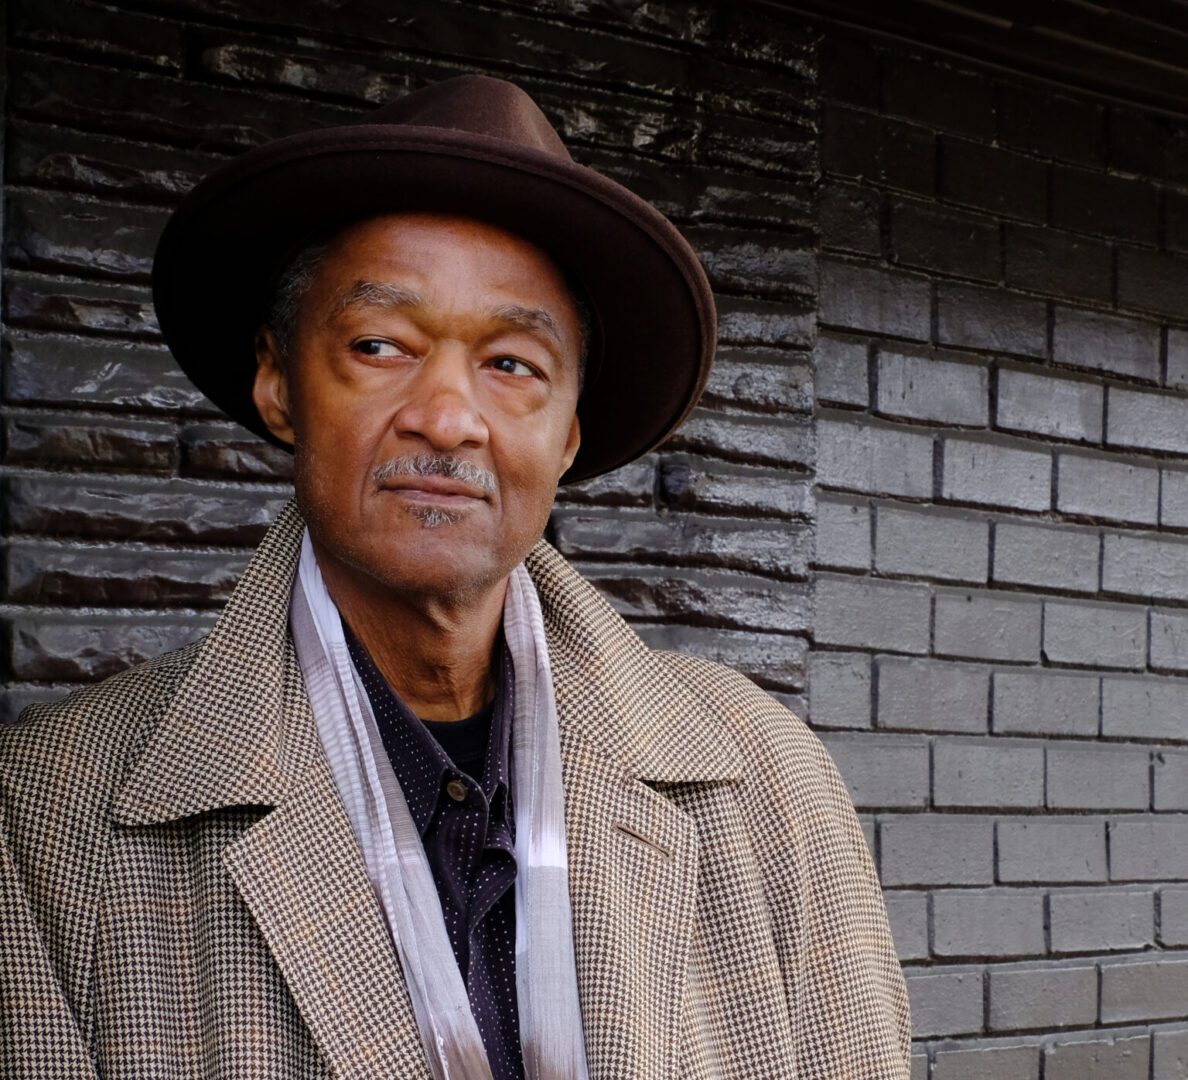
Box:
left=0, top=501, right=911, bottom=1079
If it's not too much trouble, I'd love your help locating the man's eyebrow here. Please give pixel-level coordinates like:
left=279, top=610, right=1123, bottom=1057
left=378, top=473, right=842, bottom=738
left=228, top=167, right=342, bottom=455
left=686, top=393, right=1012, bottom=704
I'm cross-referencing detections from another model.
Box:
left=489, top=304, right=563, bottom=347
left=331, top=280, right=424, bottom=316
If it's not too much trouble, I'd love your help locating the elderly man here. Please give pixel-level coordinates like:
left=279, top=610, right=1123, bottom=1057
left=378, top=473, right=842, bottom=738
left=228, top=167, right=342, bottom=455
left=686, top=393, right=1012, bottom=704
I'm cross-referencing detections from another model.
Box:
left=0, top=76, right=910, bottom=1078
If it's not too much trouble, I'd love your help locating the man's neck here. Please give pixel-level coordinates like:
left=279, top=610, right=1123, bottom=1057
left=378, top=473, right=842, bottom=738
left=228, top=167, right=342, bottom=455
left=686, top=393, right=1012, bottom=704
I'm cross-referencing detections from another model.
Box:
left=313, top=541, right=507, bottom=723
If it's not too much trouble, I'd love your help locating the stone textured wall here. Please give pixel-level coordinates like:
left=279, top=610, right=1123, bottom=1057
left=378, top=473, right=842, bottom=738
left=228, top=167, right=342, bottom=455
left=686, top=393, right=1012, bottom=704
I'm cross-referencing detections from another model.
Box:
left=816, top=30, right=1188, bottom=1079
left=8, top=1, right=1188, bottom=1074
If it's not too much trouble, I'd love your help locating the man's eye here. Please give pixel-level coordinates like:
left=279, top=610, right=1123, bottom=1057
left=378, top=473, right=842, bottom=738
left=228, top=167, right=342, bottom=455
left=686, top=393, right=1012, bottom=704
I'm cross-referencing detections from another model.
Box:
left=353, top=338, right=403, bottom=358
left=490, top=356, right=535, bottom=377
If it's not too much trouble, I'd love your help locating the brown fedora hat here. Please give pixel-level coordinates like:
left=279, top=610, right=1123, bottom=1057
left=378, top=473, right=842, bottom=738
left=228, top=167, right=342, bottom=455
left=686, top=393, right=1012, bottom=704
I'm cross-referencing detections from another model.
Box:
left=151, top=73, right=716, bottom=483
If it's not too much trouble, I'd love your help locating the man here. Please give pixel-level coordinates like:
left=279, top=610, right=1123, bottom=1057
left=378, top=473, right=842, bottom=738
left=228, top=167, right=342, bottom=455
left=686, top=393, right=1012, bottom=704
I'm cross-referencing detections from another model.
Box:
left=0, top=75, right=911, bottom=1078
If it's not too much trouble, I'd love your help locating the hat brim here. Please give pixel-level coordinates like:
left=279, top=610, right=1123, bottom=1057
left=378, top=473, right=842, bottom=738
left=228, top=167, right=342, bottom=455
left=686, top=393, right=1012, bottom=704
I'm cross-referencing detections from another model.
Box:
left=151, top=124, right=716, bottom=484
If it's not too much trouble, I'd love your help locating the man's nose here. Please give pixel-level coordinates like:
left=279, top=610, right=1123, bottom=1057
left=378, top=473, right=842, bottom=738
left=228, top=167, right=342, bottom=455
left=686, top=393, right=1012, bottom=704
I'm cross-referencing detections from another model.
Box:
left=390, top=350, right=489, bottom=451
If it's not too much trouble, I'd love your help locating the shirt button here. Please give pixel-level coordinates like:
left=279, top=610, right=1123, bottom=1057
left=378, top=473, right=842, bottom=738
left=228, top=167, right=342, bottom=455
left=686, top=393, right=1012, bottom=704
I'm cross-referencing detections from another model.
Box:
left=446, top=779, right=468, bottom=803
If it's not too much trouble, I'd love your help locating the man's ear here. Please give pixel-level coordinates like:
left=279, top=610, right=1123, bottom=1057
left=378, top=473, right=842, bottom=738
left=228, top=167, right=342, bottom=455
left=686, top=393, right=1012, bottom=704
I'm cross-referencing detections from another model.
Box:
left=252, top=326, right=296, bottom=447
left=559, top=412, right=581, bottom=478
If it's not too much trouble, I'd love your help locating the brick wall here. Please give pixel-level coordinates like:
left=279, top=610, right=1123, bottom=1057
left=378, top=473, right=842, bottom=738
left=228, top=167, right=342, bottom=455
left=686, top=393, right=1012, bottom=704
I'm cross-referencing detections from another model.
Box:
left=816, top=30, right=1188, bottom=1077
left=8, top=1, right=1188, bottom=1073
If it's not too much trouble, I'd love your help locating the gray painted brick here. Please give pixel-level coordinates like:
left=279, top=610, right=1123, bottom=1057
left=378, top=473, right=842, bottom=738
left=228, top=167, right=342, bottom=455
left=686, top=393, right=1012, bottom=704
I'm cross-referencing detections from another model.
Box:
left=1101, top=957, right=1188, bottom=1022
left=877, top=657, right=989, bottom=733
left=1169, top=328, right=1188, bottom=389
left=875, top=504, right=989, bottom=582
left=933, top=1044, right=1039, bottom=1080
left=992, top=521, right=1100, bottom=593
left=1160, top=888, right=1188, bottom=946
left=1110, top=817, right=1188, bottom=881
left=933, top=737, right=1044, bottom=808
left=815, top=332, right=869, bottom=406
left=936, top=282, right=1048, bottom=358
left=819, top=732, right=929, bottom=808
left=997, top=367, right=1103, bottom=443
left=1162, top=468, right=1188, bottom=528
left=1044, top=1033, right=1151, bottom=1080
left=941, top=437, right=1051, bottom=511
left=988, top=964, right=1098, bottom=1030
left=816, top=496, right=871, bottom=570
left=997, top=817, right=1107, bottom=883
left=1043, top=599, right=1147, bottom=670
left=876, top=348, right=989, bottom=425
left=932, top=888, right=1045, bottom=957
left=1047, top=743, right=1150, bottom=810
left=1048, top=888, right=1155, bottom=952
left=807, top=651, right=872, bottom=729
left=881, top=814, right=994, bottom=886
left=1108, top=386, right=1188, bottom=454
left=1057, top=453, right=1159, bottom=525
left=814, top=574, right=931, bottom=652
left=1104, top=533, right=1188, bottom=602
left=817, top=417, right=934, bottom=497
left=935, top=590, right=1042, bottom=662
left=910, top=1053, right=927, bottom=1080
left=1103, top=675, right=1188, bottom=741
left=992, top=670, right=1100, bottom=737
left=1053, top=305, right=1161, bottom=381
left=1155, top=750, right=1188, bottom=811
left=884, top=889, right=929, bottom=961
left=905, top=968, right=985, bottom=1037
left=1153, top=1026, right=1188, bottom=1080
left=820, top=258, right=931, bottom=340
left=1151, top=609, right=1188, bottom=674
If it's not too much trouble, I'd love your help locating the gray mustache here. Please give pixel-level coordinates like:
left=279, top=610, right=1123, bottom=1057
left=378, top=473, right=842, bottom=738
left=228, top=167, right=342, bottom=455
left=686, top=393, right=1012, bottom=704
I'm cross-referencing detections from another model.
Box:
left=372, top=453, right=496, bottom=493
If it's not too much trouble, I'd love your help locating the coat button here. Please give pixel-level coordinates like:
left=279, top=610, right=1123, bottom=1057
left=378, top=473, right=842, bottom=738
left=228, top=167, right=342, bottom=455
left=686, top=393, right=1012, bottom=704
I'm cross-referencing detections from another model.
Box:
left=446, top=779, right=468, bottom=803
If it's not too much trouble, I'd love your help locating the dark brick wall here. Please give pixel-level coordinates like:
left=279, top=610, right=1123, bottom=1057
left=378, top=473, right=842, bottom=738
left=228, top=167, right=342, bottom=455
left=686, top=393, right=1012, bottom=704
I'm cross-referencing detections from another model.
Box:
left=816, top=30, right=1188, bottom=1077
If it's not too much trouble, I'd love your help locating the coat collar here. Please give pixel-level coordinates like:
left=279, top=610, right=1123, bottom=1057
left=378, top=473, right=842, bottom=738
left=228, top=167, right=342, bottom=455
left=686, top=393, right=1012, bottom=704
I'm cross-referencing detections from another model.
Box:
left=113, top=500, right=739, bottom=826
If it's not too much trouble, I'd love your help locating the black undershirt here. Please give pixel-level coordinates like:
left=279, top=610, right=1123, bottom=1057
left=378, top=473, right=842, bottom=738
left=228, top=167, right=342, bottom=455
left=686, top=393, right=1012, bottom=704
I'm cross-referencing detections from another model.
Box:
left=422, top=707, right=493, bottom=783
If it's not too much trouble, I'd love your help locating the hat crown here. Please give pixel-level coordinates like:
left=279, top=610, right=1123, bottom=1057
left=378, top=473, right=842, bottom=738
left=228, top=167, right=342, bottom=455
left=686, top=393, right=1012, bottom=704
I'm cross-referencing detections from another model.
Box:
left=369, top=74, right=572, bottom=160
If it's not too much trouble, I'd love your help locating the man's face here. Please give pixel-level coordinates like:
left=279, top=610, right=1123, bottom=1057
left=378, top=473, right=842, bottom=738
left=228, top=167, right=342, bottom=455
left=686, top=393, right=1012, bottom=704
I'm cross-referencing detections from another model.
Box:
left=252, top=212, right=583, bottom=603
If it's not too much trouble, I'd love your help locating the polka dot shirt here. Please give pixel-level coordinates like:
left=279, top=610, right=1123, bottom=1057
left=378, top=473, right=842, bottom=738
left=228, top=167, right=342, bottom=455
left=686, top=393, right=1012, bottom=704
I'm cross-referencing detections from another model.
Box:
left=344, top=621, right=524, bottom=1080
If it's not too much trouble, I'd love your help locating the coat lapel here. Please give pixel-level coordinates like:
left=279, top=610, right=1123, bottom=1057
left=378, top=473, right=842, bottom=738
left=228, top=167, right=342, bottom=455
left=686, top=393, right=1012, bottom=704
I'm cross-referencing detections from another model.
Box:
left=113, top=502, right=428, bottom=1078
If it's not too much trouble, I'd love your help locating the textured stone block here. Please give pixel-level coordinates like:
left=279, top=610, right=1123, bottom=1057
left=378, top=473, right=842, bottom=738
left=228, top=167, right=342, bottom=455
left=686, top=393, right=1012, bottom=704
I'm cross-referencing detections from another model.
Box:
left=1101, top=958, right=1188, bottom=1022
left=932, top=889, right=1045, bottom=958
left=1053, top=307, right=1161, bottom=382
left=816, top=497, right=871, bottom=570
left=992, top=521, right=1099, bottom=593
left=1057, top=453, right=1158, bottom=524
left=877, top=657, right=990, bottom=733
left=821, top=181, right=880, bottom=256
left=665, top=409, right=812, bottom=469
left=880, top=814, right=994, bottom=886
left=941, top=438, right=1050, bottom=511
left=655, top=460, right=810, bottom=519
left=813, top=333, right=869, bottom=406
left=700, top=349, right=813, bottom=414
left=904, top=969, right=985, bottom=1037
left=875, top=505, right=989, bottom=583
left=179, top=423, right=295, bottom=481
left=876, top=348, right=989, bottom=426
left=819, top=733, right=929, bottom=809
left=822, top=105, right=937, bottom=196
left=1110, top=817, right=1188, bottom=881
left=1042, top=599, right=1148, bottom=670
left=1048, top=888, right=1155, bottom=953
left=997, top=367, right=1103, bottom=443
left=819, top=258, right=931, bottom=339
left=817, top=417, right=934, bottom=497
left=3, top=413, right=178, bottom=474
left=807, top=651, right=872, bottom=729
left=1103, top=675, right=1188, bottom=741
left=988, top=964, right=1098, bottom=1031
left=716, top=294, right=814, bottom=348
left=936, top=282, right=1048, bottom=358
left=634, top=624, right=806, bottom=692
left=1104, top=533, right=1188, bottom=602
left=1044, top=1034, right=1150, bottom=1080
left=992, top=670, right=1098, bottom=736
left=4, top=271, right=159, bottom=337
left=934, top=590, right=1042, bottom=662
left=997, top=817, right=1107, bottom=883
left=1047, top=743, right=1150, bottom=810
left=1108, top=387, right=1188, bottom=453
left=933, top=737, right=1044, bottom=808
left=814, top=574, right=931, bottom=653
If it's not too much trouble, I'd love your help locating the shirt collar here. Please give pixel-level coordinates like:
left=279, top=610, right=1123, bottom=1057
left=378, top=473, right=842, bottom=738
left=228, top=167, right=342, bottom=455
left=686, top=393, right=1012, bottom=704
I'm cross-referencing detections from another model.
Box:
left=342, top=619, right=513, bottom=836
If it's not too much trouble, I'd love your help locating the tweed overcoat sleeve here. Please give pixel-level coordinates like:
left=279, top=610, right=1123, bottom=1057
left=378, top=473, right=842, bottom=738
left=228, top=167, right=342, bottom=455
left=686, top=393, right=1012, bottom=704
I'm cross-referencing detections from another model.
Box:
left=1, top=503, right=910, bottom=1079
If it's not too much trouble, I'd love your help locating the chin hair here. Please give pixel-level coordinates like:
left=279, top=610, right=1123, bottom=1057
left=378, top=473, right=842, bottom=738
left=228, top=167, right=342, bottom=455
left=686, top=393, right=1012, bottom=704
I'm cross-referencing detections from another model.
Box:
left=410, top=505, right=461, bottom=529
